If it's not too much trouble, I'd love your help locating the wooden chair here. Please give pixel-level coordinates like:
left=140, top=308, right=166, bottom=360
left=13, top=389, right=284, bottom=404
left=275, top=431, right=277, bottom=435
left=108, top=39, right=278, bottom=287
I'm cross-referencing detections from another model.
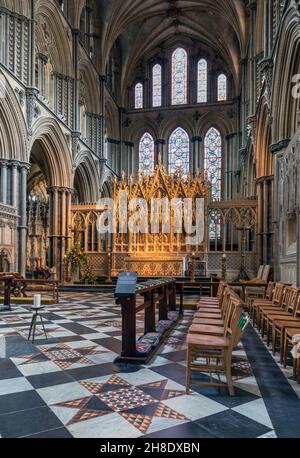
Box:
left=190, top=292, right=237, bottom=337
left=194, top=288, right=232, bottom=321
left=198, top=281, right=226, bottom=309
left=186, top=297, right=244, bottom=396
left=272, top=296, right=300, bottom=366
left=248, top=281, right=275, bottom=322
left=258, top=284, right=293, bottom=338
left=254, top=283, right=286, bottom=331
left=244, top=265, right=271, bottom=304
left=262, top=287, right=300, bottom=346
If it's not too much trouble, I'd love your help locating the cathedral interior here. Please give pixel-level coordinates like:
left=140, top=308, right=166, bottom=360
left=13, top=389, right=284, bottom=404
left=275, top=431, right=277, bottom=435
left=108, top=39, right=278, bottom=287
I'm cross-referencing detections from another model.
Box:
left=0, top=0, right=300, bottom=440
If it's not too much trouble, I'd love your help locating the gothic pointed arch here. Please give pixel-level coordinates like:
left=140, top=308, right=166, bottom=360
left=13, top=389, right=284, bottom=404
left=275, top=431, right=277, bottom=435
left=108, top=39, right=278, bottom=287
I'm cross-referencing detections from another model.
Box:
left=73, top=151, right=100, bottom=203
left=271, top=4, right=300, bottom=142
left=35, top=0, right=73, bottom=76
left=29, top=117, right=73, bottom=188
left=0, top=70, right=28, bottom=162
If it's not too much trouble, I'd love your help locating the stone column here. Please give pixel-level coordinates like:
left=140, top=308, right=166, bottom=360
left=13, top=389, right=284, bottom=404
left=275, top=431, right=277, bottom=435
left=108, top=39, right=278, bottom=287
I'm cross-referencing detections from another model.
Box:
left=72, top=28, right=80, bottom=133
left=0, top=160, right=8, bottom=204
left=264, top=0, right=269, bottom=58
left=48, top=187, right=58, bottom=273
left=116, top=140, right=120, bottom=173
left=247, top=0, right=257, bottom=115
left=99, top=75, right=106, bottom=158
left=11, top=161, right=18, bottom=208
left=155, top=139, right=165, bottom=167
left=48, top=187, right=74, bottom=280
left=191, top=137, right=202, bottom=176
left=29, top=0, right=36, bottom=88
left=263, top=177, right=269, bottom=264
left=208, top=70, right=216, bottom=102
left=18, top=163, right=30, bottom=276
left=257, top=178, right=264, bottom=266
left=119, top=107, right=125, bottom=172
left=60, top=189, right=66, bottom=273
left=65, top=190, right=72, bottom=253
left=225, top=134, right=236, bottom=200
left=124, top=141, right=134, bottom=176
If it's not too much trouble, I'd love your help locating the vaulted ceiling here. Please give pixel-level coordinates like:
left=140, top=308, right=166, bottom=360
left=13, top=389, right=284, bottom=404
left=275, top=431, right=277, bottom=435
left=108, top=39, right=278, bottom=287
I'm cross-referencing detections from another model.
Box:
left=96, top=0, right=248, bottom=91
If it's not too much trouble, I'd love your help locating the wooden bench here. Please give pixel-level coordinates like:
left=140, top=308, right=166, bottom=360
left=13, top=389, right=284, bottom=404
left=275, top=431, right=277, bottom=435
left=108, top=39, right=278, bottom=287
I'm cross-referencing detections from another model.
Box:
left=0, top=273, right=59, bottom=303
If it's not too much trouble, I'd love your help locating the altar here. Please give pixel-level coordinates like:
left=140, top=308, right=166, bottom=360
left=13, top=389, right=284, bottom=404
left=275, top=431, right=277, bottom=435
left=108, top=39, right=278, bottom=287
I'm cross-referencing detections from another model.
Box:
left=70, top=161, right=259, bottom=281
left=111, top=161, right=209, bottom=277
left=124, top=254, right=184, bottom=277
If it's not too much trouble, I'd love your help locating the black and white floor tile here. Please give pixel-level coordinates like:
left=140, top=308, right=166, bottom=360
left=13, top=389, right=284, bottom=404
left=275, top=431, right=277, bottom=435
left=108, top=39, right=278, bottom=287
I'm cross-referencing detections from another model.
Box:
left=0, top=292, right=300, bottom=438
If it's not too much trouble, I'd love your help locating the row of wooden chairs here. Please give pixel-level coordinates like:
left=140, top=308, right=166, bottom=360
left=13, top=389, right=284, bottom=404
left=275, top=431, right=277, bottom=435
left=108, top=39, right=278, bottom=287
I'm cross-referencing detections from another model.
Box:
left=249, top=282, right=300, bottom=382
left=186, top=282, right=246, bottom=396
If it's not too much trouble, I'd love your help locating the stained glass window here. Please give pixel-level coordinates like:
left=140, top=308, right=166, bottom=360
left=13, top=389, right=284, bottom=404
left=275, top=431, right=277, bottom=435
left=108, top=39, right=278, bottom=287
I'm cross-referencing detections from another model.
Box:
left=209, top=209, right=222, bottom=242
left=197, top=59, right=207, bottom=103
left=139, top=132, right=155, bottom=175
left=152, top=64, right=162, bottom=107
left=168, top=127, right=190, bottom=178
left=135, top=83, right=143, bottom=109
left=217, top=74, right=227, bottom=101
left=204, top=127, right=222, bottom=201
left=171, top=48, right=187, bottom=105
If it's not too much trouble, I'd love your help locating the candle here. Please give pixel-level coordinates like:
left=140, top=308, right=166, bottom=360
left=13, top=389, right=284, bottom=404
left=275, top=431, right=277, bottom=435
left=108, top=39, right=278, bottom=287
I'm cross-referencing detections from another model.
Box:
left=34, top=295, right=41, bottom=308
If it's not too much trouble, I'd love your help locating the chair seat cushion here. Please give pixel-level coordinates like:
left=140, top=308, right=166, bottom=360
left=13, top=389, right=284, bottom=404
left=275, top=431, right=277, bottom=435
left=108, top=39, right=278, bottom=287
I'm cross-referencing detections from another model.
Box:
left=196, top=308, right=221, bottom=314
left=198, top=304, right=220, bottom=312
left=264, top=311, right=291, bottom=319
left=187, top=333, right=229, bottom=348
left=199, top=299, right=219, bottom=304
left=193, top=318, right=224, bottom=326
left=252, top=300, right=272, bottom=306
left=274, top=319, right=300, bottom=328
left=195, top=313, right=222, bottom=319
left=198, top=301, right=220, bottom=306
left=189, top=324, right=224, bottom=335
left=258, top=304, right=281, bottom=311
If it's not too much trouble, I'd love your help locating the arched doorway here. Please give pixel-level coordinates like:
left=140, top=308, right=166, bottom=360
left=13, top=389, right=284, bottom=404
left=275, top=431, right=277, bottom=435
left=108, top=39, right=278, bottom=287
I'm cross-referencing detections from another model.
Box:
left=28, top=119, right=73, bottom=280
left=27, top=159, right=49, bottom=274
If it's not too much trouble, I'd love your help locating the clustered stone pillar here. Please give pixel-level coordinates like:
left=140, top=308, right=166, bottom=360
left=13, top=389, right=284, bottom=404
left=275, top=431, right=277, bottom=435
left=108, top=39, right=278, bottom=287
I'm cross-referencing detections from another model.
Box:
left=155, top=139, right=166, bottom=168
left=257, top=175, right=274, bottom=267
left=19, top=164, right=30, bottom=276
left=0, top=160, right=31, bottom=275
left=257, top=178, right=264, bottom=265
left=107, top=139, right=121, bottom=174
left=191, top=137, right=202, bottom=175
left=124, top=141, right=134, bottom=176
left=48, top=187, right=73, bottom=280
left=225, top=133, right=236, bottom=200
left=0, top=160, right=8, bottom=204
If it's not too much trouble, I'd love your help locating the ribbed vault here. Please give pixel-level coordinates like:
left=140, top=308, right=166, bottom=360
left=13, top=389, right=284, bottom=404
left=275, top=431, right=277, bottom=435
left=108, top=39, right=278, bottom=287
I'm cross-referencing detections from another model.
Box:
left=96, top=0, right=247, bottom=95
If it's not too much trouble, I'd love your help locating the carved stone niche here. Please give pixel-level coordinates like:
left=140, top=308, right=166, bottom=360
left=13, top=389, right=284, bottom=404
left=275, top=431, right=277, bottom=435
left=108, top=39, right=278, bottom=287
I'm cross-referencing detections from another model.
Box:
left=284, top=213, right=297, bottom=255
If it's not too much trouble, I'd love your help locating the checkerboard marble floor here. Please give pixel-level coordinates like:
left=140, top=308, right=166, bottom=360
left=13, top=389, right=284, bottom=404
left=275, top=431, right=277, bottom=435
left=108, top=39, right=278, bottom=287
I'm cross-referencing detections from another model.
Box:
left=0, top=292, right=300, bottom=438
